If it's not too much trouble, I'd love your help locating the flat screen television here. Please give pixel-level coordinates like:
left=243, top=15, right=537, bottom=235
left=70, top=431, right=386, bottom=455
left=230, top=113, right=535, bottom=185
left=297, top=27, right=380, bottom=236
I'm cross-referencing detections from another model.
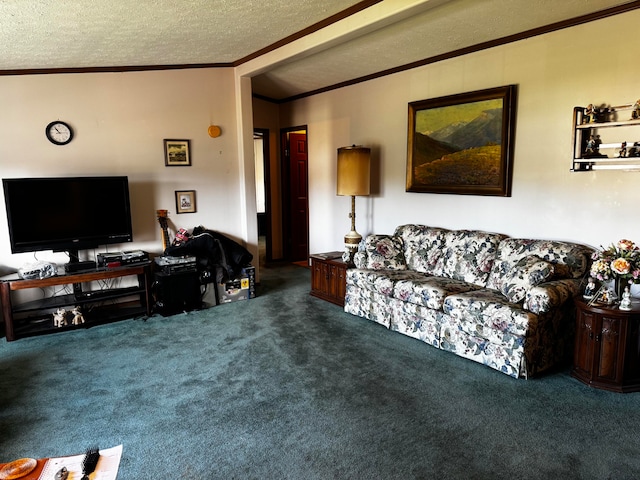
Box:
left=2, top=176, right=133, bottom=261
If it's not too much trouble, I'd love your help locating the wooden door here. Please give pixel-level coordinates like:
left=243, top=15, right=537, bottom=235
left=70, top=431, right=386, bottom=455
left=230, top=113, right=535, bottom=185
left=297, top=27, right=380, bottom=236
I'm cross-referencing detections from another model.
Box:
left=287, top=132, right=309, bottom=261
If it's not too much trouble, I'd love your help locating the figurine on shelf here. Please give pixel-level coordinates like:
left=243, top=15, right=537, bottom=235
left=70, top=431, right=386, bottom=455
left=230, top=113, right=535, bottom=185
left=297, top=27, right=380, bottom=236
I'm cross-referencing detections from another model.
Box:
left=628, top=142, right=640, bottom=157
left=53, top=308, right=67, bottom=327
left=583, top=135, right=605, bottom=158
left=584, top=104, right=595, bottom=123
left=584, top=103, right=611, bottom=123
left=71, top=305, right=85, bottom=325
left=583, top=277, right=597, bottom=299
left=618, top=141, right=628, bottom=158
left=620, top=286, right=632, bottom=310
left=584, top=136, right=596, bottom=156
left=632, top=99, right=640, bottom=120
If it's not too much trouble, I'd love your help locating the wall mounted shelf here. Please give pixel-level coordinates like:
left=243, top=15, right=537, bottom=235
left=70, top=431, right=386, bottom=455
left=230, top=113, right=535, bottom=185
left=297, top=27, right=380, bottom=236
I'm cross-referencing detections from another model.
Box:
left=571, top=105, right=640, bottom=171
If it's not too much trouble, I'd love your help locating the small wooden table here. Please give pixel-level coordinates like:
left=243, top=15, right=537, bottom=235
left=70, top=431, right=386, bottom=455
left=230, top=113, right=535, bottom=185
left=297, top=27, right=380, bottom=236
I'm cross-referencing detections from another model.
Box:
left=572, top=297, right=640, bottom=392
left=310, top=252, right=347, bottom=306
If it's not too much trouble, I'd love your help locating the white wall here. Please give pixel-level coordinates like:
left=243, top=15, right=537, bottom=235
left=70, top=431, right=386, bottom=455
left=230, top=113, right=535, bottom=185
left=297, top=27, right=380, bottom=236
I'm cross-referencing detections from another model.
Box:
left=0, top=68, right=254, bottom=272
left=281, top=9, right=640, bottom=255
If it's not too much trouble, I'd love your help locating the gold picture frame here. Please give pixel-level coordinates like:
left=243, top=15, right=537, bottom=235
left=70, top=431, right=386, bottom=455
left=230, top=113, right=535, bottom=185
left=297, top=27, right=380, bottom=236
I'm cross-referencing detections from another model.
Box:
left=406, top=85, right=517, bottom=196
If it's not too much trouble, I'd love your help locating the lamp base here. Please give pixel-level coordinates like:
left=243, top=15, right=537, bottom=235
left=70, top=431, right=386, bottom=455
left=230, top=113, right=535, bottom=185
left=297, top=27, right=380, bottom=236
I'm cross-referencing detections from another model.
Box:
left=343, top=230, right=362, bottom=266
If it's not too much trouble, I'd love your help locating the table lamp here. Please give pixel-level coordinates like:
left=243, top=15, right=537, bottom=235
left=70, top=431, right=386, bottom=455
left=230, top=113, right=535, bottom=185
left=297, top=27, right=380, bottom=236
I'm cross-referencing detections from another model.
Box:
left=337, top=145, right=371, bottom=265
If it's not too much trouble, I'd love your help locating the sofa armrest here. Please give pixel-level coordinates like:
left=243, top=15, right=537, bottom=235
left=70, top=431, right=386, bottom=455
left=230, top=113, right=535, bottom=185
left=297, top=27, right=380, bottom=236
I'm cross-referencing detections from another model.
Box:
left=353, top=251, right=367, bottom=269
left=523, top=278, right=583, bottom=314
left=351, top=234, right=407, bottom=270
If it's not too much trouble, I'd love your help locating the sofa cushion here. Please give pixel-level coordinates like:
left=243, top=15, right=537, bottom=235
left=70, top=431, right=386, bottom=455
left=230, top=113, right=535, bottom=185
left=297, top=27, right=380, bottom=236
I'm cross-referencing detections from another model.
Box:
left=344, top=283, right=394, bottom=328
left=363, top=235, right=406, bottom=270
left=440, top=230, right=506, bottom=287
left=394, top=224, right=448, bottom=275
left=439, top=315, right=527, bottom=378
left=388, top=298, right=442, bottom=348
left=443, top=288, right=536, bottom=337
left=500, top=255, right=555, bottom=303
left=346, top=268, right=425, bottom=297
left=487, top=238, right=593, bottom=291
left=393, top=276, right=481, bottom=310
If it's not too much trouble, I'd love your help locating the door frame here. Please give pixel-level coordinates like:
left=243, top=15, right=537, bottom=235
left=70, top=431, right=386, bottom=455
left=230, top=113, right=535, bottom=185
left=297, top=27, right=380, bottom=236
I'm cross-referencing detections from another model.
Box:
left=280, top=125, right=308, bottom=261
left=254, top=128, right=272, bottom=263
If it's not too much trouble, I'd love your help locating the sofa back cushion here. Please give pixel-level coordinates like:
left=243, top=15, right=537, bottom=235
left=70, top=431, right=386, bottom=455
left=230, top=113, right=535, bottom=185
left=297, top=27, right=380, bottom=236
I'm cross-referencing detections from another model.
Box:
left=362, top=234, right=407, bottom=270
left=393, top=224, right=448, bottom=275
left=486, top=238, right=594, bottom=291
left=440, top=230, right=507, bottom=287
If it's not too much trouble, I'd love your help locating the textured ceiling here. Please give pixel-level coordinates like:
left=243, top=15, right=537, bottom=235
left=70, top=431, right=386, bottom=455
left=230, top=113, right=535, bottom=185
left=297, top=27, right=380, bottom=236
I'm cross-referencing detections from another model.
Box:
left=1, top=0, right=638, bottom=101
left=0, top=0, right=363, bottom=68
left=251, top=0, right=639, bottom=100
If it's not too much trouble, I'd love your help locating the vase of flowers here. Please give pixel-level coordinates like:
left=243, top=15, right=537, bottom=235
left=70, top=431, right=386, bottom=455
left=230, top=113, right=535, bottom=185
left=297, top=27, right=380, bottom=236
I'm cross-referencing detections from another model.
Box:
left=590, top=239, right=640, bottom=300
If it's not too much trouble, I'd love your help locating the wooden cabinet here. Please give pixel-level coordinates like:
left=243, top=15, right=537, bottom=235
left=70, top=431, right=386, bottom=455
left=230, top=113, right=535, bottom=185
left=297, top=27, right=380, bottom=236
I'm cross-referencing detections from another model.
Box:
left=572, top=297, right=640, bottom=392
left=1, top=263, right=152, bottom=342
left=310, top=253, right=347, bottom=306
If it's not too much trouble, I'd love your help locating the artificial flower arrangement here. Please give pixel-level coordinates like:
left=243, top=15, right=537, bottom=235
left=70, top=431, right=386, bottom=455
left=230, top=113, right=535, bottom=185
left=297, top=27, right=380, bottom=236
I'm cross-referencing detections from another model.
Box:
left=589, top=239, right=640, bottom=299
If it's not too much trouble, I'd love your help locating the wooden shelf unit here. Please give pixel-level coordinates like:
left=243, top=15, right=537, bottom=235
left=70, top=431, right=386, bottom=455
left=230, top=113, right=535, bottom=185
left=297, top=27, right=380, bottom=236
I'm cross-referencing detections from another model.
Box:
left=0, top=263, right=152, bottom=342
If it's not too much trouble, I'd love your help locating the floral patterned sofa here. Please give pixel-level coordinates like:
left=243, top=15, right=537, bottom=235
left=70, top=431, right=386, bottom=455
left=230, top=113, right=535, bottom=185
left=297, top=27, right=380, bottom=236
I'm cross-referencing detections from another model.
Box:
left=344, top=225, right=594, bottom=378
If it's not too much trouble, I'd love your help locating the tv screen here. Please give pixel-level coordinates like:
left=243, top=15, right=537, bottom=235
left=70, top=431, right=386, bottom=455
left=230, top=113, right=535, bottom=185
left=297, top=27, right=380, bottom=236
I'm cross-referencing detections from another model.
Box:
left=3, top=176, right=133, bottom=256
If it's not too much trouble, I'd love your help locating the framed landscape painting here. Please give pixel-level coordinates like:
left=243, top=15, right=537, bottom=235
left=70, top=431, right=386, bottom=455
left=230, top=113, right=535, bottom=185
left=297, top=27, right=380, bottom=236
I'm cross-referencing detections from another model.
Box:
left=406, top=85, right=517, bottom=196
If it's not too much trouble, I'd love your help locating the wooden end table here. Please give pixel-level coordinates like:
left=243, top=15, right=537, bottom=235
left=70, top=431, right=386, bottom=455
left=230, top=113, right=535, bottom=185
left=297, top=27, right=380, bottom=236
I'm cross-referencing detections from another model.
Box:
left=310, top=252, right=347, bottom=306
left=572, top=296, right=640, bottom=392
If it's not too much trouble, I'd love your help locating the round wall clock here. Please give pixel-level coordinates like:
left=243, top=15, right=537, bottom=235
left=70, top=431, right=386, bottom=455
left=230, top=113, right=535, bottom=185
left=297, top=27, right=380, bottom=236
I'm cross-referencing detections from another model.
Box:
left=45, top=121, right=74, bottom=145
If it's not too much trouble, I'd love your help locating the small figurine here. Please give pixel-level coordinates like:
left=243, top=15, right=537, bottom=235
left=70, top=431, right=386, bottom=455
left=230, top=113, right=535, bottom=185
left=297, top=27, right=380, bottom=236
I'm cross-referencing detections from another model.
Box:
left=632, top=99, right=640, bottom=120
left=584, top=104, right=595, bottom=123
left=585, top=104, right=611, bottom=123
left=53, top=308, right=67, bottom=327
left=618, top=141, right=627, bottom=158
left=620, top=286, right=632, bottom=310
left=584, top=136, right=596, bottom=156
left=600, top=288, right=614, bottom=305
left=71, top=305, right=85, bottom=325
left=583, top=277, right=597, bottom=299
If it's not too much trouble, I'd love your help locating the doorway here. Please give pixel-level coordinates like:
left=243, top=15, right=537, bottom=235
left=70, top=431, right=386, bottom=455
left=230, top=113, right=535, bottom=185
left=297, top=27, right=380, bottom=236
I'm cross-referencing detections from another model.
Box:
left=281, top=127, right=309, bottom=262
left=254, top=129, right=271, bottom=268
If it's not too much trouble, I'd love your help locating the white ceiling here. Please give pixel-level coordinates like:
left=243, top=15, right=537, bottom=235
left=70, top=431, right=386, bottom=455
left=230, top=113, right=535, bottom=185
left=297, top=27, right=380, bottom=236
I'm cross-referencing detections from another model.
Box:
left=1, top=0, right=637, bottom=101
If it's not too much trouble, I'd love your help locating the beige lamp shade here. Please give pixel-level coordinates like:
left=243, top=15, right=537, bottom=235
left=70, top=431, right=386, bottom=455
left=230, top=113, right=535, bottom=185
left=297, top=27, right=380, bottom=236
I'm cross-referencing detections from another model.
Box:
left=337, top=145, right=371, bottom=196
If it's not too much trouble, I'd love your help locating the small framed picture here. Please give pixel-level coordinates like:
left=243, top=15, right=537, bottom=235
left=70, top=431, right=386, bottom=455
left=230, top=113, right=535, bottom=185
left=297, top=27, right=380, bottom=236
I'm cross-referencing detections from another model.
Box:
left=164, top=139, right=191, bottom=166
left=175, top=190, right=196, bottom=214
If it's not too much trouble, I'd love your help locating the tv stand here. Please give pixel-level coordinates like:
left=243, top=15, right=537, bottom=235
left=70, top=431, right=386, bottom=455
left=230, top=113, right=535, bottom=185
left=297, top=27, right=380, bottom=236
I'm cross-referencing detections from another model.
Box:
left=0, top=263, right=152, bottom=341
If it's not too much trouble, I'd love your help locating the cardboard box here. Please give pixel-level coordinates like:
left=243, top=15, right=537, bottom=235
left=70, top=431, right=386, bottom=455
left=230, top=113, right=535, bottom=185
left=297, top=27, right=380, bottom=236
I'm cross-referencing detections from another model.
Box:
left=217, top=266, right=256, bottom=304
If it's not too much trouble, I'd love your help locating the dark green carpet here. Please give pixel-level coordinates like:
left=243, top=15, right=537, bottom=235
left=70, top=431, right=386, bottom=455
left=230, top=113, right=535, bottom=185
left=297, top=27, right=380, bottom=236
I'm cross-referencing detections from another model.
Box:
left=1, top=264, right=639, bottom=479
